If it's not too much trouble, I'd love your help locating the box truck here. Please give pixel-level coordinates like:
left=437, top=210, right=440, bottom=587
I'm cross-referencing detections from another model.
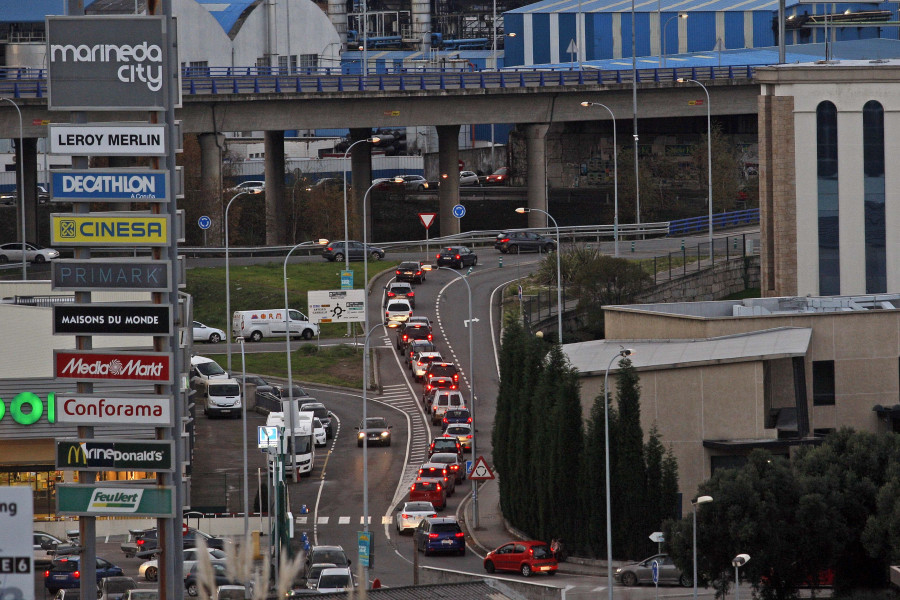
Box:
left=233, top=309, right=319, bottom=342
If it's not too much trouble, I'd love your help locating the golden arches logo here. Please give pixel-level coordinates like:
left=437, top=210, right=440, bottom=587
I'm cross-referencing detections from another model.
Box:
left=66, top=443, right=88, bottom=466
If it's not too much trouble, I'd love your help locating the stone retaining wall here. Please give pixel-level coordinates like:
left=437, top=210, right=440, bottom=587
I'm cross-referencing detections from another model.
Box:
left=635, top=256, right=760, bottom=304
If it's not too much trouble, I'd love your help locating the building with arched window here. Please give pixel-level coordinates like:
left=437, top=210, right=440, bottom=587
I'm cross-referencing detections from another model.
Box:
left=757, top=61, right=899, bottom=297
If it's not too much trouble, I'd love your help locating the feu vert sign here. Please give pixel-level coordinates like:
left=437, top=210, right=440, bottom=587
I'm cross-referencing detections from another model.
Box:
left=57, top=484, right=174, bottom=517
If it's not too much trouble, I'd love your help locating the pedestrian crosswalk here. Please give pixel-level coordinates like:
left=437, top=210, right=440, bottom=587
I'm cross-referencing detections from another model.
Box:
left=295, top=514, right=392, bottom=526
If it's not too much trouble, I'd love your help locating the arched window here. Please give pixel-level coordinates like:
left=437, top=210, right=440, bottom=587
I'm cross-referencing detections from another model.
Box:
left=816, top=101, right=839, bottom=295
left=863, top=100, right=886, bottom=293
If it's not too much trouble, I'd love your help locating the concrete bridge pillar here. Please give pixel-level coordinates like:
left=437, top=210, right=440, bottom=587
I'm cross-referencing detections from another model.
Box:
left=524, top=123, right=550, bottom=228
left=19, top=138, right=37, bottom=243
left=264, top=130, right=286, bottom=245
left=349, top=128, right=373, bottom=239
left=198, top=132, right=224, bottom=244
left=436, top=124, right=461, bottom=237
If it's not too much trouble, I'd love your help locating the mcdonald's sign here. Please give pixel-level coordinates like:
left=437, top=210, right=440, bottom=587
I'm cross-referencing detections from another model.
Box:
left=55, top=439, right=174, bottom=472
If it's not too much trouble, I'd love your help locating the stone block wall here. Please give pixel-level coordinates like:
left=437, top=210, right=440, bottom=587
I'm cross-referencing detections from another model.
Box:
left=634, top=256, right=761, bottom=304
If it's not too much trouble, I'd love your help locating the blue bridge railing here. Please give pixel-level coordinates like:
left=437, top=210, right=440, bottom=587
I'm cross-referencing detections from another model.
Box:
left=668, top=208, right=760, bottom=236
left=0, top=64, right=758, bottom=99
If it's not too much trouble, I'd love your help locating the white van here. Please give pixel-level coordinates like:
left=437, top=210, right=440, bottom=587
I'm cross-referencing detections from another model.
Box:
left=266, top=410, right=315, bottom=478
left=199, top=378, right=242, bottom=418
left=430, top=390, right=466, bottom=425
left=190, top=355, right=229, bottom=389
left=232, top=309, right=319, bottom=342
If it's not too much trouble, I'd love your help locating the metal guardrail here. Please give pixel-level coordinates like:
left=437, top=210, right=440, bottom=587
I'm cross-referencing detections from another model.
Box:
left=0, top=64, right=757, bottom=99
left=668, top=208, right=760, bottom=236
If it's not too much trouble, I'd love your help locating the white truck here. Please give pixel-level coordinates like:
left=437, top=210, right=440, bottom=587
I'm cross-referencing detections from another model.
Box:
left=266, top=409, right=315, bottom=479
left=232, top=308, right=319, bottom=342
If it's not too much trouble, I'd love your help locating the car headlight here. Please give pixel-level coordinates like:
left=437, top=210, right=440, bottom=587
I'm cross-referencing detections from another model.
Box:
left=615, top=568, right=623, bottom=574
left=358, top=432, right=365, bottom=438
left=381, top=431, right=390, bottom=437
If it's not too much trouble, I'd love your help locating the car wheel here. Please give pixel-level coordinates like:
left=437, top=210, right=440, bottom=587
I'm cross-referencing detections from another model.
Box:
left=508, top=245, right=518, bottom=254
left=301, top=329, right=314, bottom=340
left=333, top=252, right=344, bottom=262
left=371, top=251, right=382, bottom=261
left=187, top=583, right=199, bottom=597
left=472, top=257, right=478, bottom=266
left=418, top=184, right=426, bottom=191
left=208, top=333, right=221, bottom=344
left=485, top=561, right=496, bottom=574
left=680, top=574, right=692, bottom=587
left=548, top=570, right=557, bottom=576
left=621, top=572, right=638, bottom=586
left=145, top=566, right=159, bottom=581
left=545, top=243, right=556, bottom=252
left=249, top=330, right=263, bottom=342
left=0, top=255, right=7, bottom=264
left=34, top=255, right=46, bottom=264
left=459, top=548, right=466, bottom=556
left=521, top=563, right=533, bottom=577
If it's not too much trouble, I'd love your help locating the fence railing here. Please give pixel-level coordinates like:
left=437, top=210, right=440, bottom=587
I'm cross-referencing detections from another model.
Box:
left=668, top=208, right=760, bottom=236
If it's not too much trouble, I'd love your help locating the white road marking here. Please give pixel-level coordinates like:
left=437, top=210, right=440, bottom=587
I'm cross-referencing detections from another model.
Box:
left=338, top=516, right=350, bottom=524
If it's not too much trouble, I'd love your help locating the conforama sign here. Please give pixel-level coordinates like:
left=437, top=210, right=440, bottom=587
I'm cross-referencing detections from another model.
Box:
left=54, top=350, right=172, bottom=383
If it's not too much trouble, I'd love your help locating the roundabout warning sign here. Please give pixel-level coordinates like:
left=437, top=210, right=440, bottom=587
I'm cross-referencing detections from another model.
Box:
left=468, top=456, right=495, bottom=480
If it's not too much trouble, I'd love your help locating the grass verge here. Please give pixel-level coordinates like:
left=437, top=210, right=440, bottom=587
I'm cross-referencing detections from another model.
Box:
left=206, top=344, right=364, bottom=389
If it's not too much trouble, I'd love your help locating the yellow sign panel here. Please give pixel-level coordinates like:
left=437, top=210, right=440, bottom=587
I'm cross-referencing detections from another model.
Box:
left=51, top=214, right=168, bottom=246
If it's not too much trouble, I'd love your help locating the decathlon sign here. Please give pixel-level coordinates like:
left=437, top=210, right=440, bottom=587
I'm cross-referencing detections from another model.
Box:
left=51, top=169, right=169, bottom=202
left=52, top=259, right=171, bottom=292
left=56, top=395, right=171, bottom=426
left=54, top=350, right=172, bottom=383
left=48, top=123, right=167, bottom=156
left=57, top=484, right=174, bottom=517
left=46, top=16, right=168, bottom=111
left=53, top=304, right=172, bottom=336
left=51, top=214, right=167, bottom=246
left=56, top=439, right=173, bottom=472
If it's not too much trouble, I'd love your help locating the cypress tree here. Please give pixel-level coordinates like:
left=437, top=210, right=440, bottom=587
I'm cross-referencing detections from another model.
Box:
left=581, top=395, right=609, bottom=556
left=611, top=357, right=646, bottom=559
left=643, top=426, right=665, bottom=557
left=493, top=318, right=527, bottom=517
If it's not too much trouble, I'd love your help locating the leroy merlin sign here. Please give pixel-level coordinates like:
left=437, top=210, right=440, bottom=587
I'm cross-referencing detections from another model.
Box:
left=57, top=484, right=173, bottom=517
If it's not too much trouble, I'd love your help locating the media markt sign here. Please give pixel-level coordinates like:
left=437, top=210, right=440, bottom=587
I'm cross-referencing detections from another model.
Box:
left=56, top=439, right=174, bottom=472
left=57, top=484, right=174, bottom=517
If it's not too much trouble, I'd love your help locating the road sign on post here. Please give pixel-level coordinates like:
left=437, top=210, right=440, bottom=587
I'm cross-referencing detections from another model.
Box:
left=452, top=204, right=466, bottom=219
left=418, top=213, right=436, bottom=229
left=0, top=486, right=33, bottom=599
left=198, top=216, right=211, bottom=230
left=340, top=270, right=353, bottom=290
left=468, top=456, right=495, bottom=480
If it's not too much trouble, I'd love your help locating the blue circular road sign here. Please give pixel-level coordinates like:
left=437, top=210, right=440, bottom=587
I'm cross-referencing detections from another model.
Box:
left=452, top=204, right=466, bottom=218
left=198, top=216, right=212, bottom=230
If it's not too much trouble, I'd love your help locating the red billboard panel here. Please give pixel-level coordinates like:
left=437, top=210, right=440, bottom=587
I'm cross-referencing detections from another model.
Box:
left=54, top=350, right=172, bottom=383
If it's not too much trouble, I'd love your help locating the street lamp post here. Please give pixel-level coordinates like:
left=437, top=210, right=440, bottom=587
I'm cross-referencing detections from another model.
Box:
left=692, top=495, right=713, bottom=600
left=359, top=322, right=386, bottom=589
left=677, top=78, right=713, bottom=261
left=515, top=207, right=562, bottom=344
left=1, top=98, right=26, bottom=280
left=437, top=266, right=477, bottom=526
left=225, top=189, right=263, bottom=374
left=604, top=347, right=633, bottom=600
left=662, top=14, right=688, bottom=68
left=342, top=136, right=379, bottom=335
left=732, top=554, right=750, bottom=600
left=237, top=335, right=250, bottom=600
left=579, top=102, right=618, bottom=257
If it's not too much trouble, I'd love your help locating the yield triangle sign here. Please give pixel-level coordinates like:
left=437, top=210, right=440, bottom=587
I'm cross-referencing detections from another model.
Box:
left=566, top=39, right=578, bottom=55
left=419, top=212, right=436, bottom=230
left=468, top=455, right=495, bottom=480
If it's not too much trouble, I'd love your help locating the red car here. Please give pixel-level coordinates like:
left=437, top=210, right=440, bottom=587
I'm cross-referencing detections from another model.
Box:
left=484, top=541, right=558, bottom=577
left=485, top=167, right=509, bottom=186
left=409, top=480, right=446, bottom=510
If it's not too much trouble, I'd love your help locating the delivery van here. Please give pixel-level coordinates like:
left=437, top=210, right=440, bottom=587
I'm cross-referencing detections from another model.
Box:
left=232, top=309, right=319, bottom=342
left=266, top=409, right=315, bottom=479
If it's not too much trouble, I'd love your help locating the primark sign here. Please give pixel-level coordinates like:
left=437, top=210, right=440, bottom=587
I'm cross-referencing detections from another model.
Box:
left=46, top=16, right=169, bottom=111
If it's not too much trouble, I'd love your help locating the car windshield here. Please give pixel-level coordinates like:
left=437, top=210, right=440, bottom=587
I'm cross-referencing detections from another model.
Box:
left=532, top=545, right=552, bottom=559
left=209, top=384, right=240, bottom=396
left=364, top=418, right=387, bottom=429
left=310, top=407, right=329, bottom=419
left=406, top=502, right=433, bottom=511
left=284, top=435, right=312, bottom=454
left=106, top=580, right=136, bottom=593
left=196, top=362, right=225, bottom=376
left=209, top=549, right=227, bottom=560
left=318, top=574, right=351, bottom=589
left=311, top=550, right=348, bottom=565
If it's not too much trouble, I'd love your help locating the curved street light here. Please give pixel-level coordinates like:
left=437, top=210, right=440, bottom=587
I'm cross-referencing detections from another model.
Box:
left=515, top=206, right=562, bottom=344
left=0, top=98, right=25, bottom=279
left=342, top=136, right=379, bottom=334
left=225, top=188, right=263, bottom=374
left=579, top=102, right=619, bottom=257
left=677, top=78, right=713, bottom=261
left=732, top=553, right=750, bottom=600
left=662, top=13, right=688, bottom=68
left=604, top=347, right=633, bottom=600
left=692, top=495, right=714, bottom=600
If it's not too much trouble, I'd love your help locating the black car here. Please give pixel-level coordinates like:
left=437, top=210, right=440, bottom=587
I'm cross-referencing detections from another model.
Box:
left=184, top=561, right=238, bottom=597
left=395, top=261, right=426, bottom=284
left=385, top=281, right=416, bottom=309
left=305, top=545, right=351, bottom=568
left=436, top=246, right=477, bottom=268
left=121, top=527, right=225, bottom=558
left=356, top=417, right=393, bottom=447
left=299, top=401, right=334, bottom=439
left=321, top=240, right=385, bottom=262
left=494, top=230, right=557, bottom=254
left=396, top=322, right=433, bottom=352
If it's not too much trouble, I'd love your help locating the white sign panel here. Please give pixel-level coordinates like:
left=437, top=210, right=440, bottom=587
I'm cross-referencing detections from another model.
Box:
left=55, top=395, right=172, bottom=426
left=0, top=486, right=33, bottom=599
left=308, top=289, right=366, bottom=324
left=49, top=123, right=166, bottom=156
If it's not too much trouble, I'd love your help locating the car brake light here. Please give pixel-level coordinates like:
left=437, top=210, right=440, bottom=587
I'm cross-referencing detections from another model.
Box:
left=416, top=270, right=422, bottom=275
left=402, top=513, right=409, bottom=518
left=429, top=533, right=439, bottom=539
left=455, top=532, right=465, bottom=538
left=74, top=571, right=81, bottom=579
left=442, top=469, right=447, bottom=475
left=455, top=254, right=461, bottom=259
left=44, top=570, right=50, bottom=578
left=436, top=484, right=442, bottom=490
left=430, top=513, right=437, bottom=517
left=442, top=417, right=448, bottom=423
left=411, top=483, right=417, bottom=491
left=466, top=435, right=473, bottom=439
left=467, top=417, right=472, bottom=423
left=408, top=291, right=414, bottom=297
left=453, top=373, right=459, bottom=381
left=387, top=291, right=395, bottom=297
left=426, top=384, right=433, bottom=391
left=528, top=548, right=534, bottom=555
left=427, top=334, right=433, bottom=341
left=436, top=254, right=440, bottom=259
left=136, top=539, right=145, bottom=546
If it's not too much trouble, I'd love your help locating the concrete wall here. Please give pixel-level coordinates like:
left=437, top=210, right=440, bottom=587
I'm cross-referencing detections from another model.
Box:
left=418, top=566, right=562, bottom=600
left=634, top=256, right=760, bottom=305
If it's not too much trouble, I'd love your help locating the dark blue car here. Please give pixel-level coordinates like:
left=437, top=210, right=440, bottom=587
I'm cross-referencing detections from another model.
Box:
left=414, top=517, right=466, bottom=556
left=44, top=556, right=124, bottom=594
left=441, top=408, right=472, bottom=431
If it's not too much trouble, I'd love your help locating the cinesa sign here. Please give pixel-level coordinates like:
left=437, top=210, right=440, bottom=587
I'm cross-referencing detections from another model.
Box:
left=54, top=350, right=172, bottom=383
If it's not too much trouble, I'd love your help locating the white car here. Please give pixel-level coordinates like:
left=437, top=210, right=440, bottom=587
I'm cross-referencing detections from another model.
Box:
left=193, top=321, right=225, bottom=344
left=384, top=298, right=413, bottom=327
left=412, top=351, right=443, bottom=382
left=459, top=170, right=480, bottom=186
left=0, top=242, right=60, bottom=264
left=139, top=547, right=227, bottom=581
left=400, top=174, right=429, bottom=191
left=313, top=417, right=326, bottom=447
left=315, top=567, right=355, bottom=593
left=395, top=501, right=437, bottom=533
left=230, top=180, right=265, bottom=193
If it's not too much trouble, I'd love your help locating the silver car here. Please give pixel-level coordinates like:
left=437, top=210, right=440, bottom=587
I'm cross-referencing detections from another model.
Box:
left=614, top=554, right=690, bottom=587
left=395, top=501, right=438, bottom=533
left=193, top=321, right=225, bottom=344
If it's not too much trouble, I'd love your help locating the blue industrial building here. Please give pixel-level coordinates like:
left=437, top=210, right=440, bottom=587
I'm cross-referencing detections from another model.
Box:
left=502, top=0, right=899, bottom=67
